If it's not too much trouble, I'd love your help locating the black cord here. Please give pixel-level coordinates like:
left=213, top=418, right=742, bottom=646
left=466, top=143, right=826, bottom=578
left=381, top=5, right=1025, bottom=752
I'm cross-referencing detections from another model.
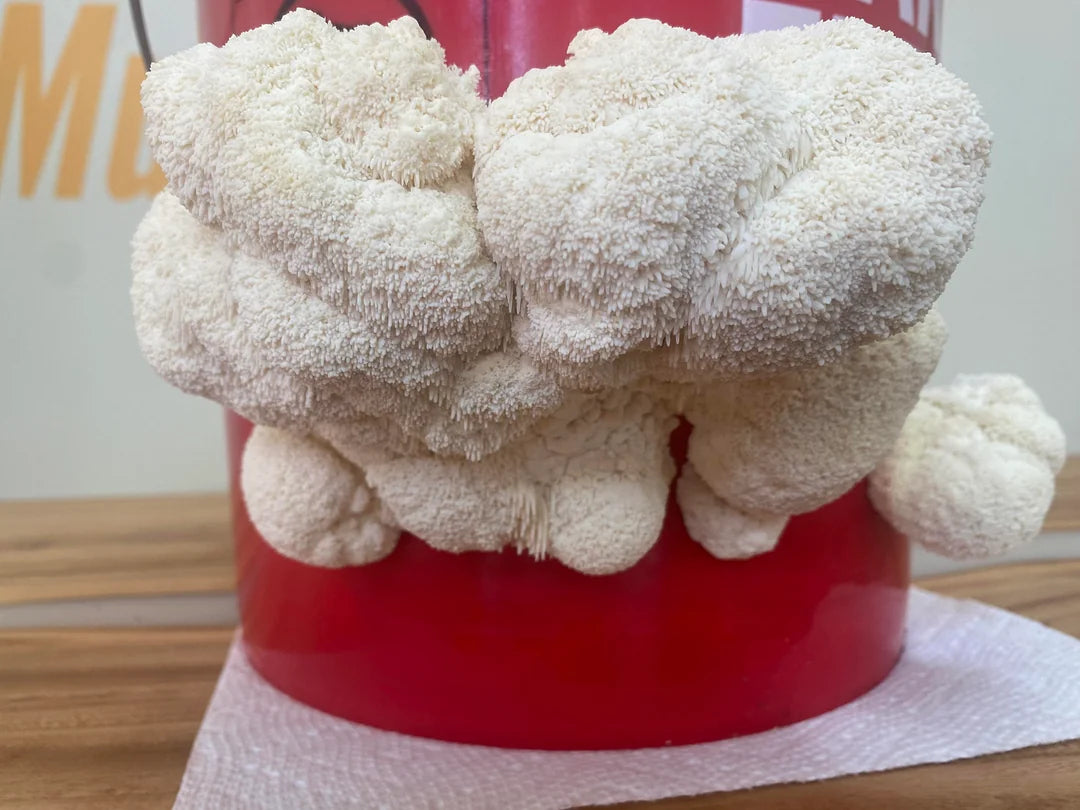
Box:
left=396, top=0, right=433, bottom=39
left=276, top=0, right=432, bottom=38
left=275, top=0, right=298, bottom=22
left=128, top=0, right=436, bottom=73
left=129, top=0, right=154, bottom=70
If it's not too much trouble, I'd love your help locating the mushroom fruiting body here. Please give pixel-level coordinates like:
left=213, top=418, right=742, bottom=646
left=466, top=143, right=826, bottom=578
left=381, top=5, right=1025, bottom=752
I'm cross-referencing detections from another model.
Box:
left=683, top=311, right=947, bottom=518
left=132, top=12, right=1062, bottom=573
left=870, top=375, right=1066, bottom=559
left=476, top=18, right=989, bottom=383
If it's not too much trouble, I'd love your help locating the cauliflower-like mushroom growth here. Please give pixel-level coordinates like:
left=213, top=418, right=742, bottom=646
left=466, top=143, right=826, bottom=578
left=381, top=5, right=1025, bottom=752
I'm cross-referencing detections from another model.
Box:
left=476, top=18, right=989, bottom=382
left=134, top=12, right=1062, bottom=575
left=677, top=466, right=788, bottom=560
left=137, top=11, right=518, bottom=432
left=353, top=391, right=677, bottom=575
left=684, top=311, right=947, bottom=517
left=242, top=427, right=399, bottom=566
left=870, top=375, right=1066, bottom=559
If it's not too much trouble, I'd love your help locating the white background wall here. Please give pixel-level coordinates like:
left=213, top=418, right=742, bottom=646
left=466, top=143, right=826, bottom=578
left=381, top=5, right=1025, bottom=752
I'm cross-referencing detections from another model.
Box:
left=0, top=1, right=221, bottom=500
left=932, top=0, right=1080, bottom=434
left=0, top=0, right=1077, bottom=502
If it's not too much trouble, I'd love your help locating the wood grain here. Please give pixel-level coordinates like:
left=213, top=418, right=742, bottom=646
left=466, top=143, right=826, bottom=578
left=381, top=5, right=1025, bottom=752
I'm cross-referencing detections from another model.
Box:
left=609, top=740, right=1080, bottom=810
left=0, top=563, right=1078, bottom=809
left=1045, top=455, right=1080, bottom=532
left=0, top=495, right=235, bottom=606
left=919, top=559, right=1080, bottom=637
left=0, top=627, right=233, bottom=810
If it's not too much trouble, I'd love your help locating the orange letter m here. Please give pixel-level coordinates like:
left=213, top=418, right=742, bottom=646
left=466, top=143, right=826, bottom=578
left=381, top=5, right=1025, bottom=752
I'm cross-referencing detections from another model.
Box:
left=0, top=3, right=115, bottom=198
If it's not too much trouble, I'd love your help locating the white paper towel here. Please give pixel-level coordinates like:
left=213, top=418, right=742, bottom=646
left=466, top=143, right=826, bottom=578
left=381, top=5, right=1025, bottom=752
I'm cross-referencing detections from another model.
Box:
left=175, top=589, right=1080, bottom=809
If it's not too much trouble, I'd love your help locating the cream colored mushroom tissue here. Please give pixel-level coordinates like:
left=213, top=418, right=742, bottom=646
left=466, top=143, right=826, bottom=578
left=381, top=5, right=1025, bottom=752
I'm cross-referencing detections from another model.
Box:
left=132, top=11, right=1064, bottom=572
left=871, top=375, right=1066, bottom=559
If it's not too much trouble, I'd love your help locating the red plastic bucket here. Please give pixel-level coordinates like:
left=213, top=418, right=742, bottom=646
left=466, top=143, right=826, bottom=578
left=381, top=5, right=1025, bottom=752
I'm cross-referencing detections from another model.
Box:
left=204, top=0, right=935, bottom=750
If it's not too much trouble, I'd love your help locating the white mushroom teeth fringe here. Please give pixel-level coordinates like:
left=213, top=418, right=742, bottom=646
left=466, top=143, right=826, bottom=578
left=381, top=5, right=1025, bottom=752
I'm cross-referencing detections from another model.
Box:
left=133, top=12, right=1063, bottom=572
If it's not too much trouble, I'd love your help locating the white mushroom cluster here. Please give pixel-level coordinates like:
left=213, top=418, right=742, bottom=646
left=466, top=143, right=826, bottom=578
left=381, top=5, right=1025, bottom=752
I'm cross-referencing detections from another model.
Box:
left=870, top=375, right=1066, bottom=559
left=476, top=19, right=990, bottom=382
left=133, top=11, right=1061, bottom=574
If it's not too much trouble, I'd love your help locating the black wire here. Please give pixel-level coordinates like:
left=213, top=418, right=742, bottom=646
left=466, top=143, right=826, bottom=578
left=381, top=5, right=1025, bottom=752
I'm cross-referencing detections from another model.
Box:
left=396, top=0, right=433, bottom=39
left=128, top=0, right=436, bottom=73
left=276, top=0, right=432, bottom=39
left=275, top=0, right=298, bottom=22
left=128, top=0, right=154, bottom=70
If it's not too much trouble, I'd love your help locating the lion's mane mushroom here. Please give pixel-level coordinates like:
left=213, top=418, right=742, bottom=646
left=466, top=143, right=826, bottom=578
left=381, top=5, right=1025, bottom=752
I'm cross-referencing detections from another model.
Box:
left=476, top=18, right=990, bottom=383
left=683, top=311, right=947, bottom=518
left=140, top=10, right=510, bottom=406
left=133, top=13, right=1063, bottom=574
left=870, top=375, right=1066, bottom=559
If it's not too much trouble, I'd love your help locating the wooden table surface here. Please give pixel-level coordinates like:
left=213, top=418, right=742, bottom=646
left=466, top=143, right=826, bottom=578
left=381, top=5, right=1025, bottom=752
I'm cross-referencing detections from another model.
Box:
left=1, top=493, right=1079, bottom=809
